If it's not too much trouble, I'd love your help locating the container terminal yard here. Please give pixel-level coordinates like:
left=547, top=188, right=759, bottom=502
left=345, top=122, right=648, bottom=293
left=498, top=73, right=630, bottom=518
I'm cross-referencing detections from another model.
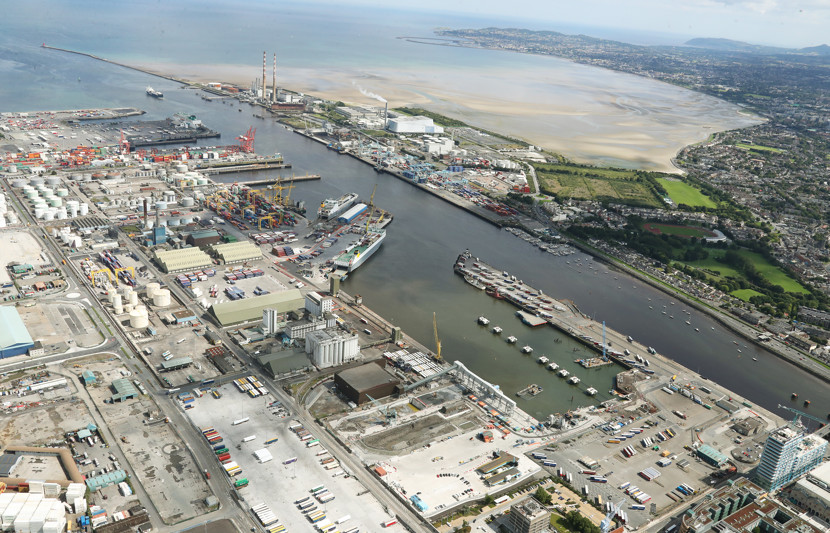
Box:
left=0, top=106, right=825, bottom=533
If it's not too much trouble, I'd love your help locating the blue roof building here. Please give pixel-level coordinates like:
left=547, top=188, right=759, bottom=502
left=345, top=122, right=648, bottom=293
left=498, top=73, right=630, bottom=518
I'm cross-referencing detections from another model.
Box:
left=0, top=306, right=34, bottom=358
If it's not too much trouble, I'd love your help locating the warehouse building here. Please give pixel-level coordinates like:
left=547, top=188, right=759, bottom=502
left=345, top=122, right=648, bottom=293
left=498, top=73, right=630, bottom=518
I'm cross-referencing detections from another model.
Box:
left=305, top=329, right=359, bottom=369
left=154, top=247, right=212, bottom=273
left=81, top=371, right=97, bottom=386
left=696, top=444, right=729, bottom=468
left=0, top=306, right=35, bottom=358
left=160, top=357, right=193, bottom=372
left=210, top=289, right=304, bottom=326
left=186, top=229, right=222, bottom=248
left=386, top=116, right=444, bottom=134
left=333, top=361, right=399, bottom=404
left=211, top=241, right=262, bottom=264
left=110, top=378, right=138, bottom=402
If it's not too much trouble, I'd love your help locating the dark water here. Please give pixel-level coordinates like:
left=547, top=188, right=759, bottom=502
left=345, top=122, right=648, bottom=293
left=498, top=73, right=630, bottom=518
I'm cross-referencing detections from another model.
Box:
left=2, top=12, right=827, bottom=421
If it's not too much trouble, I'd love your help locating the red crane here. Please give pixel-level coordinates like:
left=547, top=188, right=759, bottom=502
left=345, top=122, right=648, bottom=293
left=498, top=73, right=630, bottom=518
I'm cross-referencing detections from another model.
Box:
left=237, top=126, right=256, bottom=153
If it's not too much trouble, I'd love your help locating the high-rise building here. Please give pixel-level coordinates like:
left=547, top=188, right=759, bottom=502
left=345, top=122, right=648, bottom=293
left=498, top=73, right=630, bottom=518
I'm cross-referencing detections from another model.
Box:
left=755, top=425, right=827, bottom=491
left=508, top=499, right=549, bottom=533
left=305, top=291, right=334, bottom=316
left=262, top=308, right=280, bottom=336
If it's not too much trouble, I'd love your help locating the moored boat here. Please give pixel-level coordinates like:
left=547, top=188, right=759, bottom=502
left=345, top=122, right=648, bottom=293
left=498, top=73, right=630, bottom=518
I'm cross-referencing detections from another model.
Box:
left=537, top=356, right=549, bottom=364
left=506, top=336, right=517, bottom=344
left=547, top=362, right=559, bottom=371
left=585, top=387, right=598, bottom=396
left=521, top=345, right=533, bottom=354
left=477, top=316, right=490, bottom=325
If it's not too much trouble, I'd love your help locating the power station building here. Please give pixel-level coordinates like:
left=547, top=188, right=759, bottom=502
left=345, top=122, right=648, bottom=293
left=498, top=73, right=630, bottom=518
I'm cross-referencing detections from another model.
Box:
left=0, top=306, right=35, bottom=358
left=210, top=289, right=304, bottom=326
left=386, top=116, right=444, bottom=134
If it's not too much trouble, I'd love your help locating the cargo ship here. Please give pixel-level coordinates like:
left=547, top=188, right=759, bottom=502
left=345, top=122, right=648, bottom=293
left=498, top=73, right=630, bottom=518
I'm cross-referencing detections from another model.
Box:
left=146, top=86, right=163, bottom=98
left=333, top=228, right=385, bottom=273
left=318, top=193, right=358, bottom=219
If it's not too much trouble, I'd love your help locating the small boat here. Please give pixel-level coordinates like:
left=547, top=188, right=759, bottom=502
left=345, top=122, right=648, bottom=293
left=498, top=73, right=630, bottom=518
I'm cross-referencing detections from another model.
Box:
left=477, top=316, right=490, bottom=325
left=547, top=362, right=559, bottom=371
left=804, top=400, right=811, bottom=406
left=558, top=369, right=569, bottom=378
left=792, top=392, right=798, bottom=399
left=567, top=376, right=580, bottom=385
left=506, top=336, right=518, bottom=344
left=492, top=326, right=503, bottom=334
left=521, top=345, right=533, bottom=354
left=685, top=321, right=691, bottom=325
left=695, top=328, right=700, bottom=332
left=752, top=357, right=757, bottom=361
left=585, top=387, right=598, bottom=396
left=537, top=356, right=549, bottom=364
left=627, top=336, right=633, bottom=342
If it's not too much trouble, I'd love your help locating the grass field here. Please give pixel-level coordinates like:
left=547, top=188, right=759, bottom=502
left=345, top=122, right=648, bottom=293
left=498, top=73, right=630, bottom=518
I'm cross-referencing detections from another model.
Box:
left=643, top=222, right=715, bottom=238
left=684, top=249, right=808, bottom=294
left=535, top=163, right=661, bottom=207
left=731, top=289, right=766, bottom=301
left=736, top=143, right=784, bottom=153
left=656, top=178, right=718, bottom=208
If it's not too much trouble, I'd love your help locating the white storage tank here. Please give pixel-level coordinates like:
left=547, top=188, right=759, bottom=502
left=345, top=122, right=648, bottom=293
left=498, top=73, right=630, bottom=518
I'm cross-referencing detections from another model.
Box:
left=113, top=295, right=123, bottom=315
left=34, top=207, right=46, bottom=219
left=129, top=308, right=149, bottom=329
left=49, top=198, right=63, bottom=207
left=56, top=207, right=67, bottom=220
left=12, top=179, right=27, bottom=188
left=123, top=304, right=133, bottom=314
left=43, top=210, right=55, bottom=221
left=30, top=178, right=44, bottom=187
left=129, top=291, right=139, bottom=306
left=145, top=282, right=160, bottom=298
left=79, top=203, right=89, bottom=215
left=166, top=217, right=180, bottom=227
left=153, top=289, right=171, bottom=307
left=155, top=201, right=168, bottom=211
left=46, top=176, right=61, bottom=187
left=55, top=188, right=69, bottom=197
left=180, top=197, right=195, bottom=207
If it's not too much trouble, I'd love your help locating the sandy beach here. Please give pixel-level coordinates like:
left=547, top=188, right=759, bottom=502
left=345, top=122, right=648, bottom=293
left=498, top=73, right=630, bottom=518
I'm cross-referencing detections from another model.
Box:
left=136, top=59, right=762, bottom=173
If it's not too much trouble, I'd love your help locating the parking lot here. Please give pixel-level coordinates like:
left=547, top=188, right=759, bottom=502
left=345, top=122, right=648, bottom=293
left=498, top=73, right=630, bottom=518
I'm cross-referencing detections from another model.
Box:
left=184, top=381, right=407, bottom=532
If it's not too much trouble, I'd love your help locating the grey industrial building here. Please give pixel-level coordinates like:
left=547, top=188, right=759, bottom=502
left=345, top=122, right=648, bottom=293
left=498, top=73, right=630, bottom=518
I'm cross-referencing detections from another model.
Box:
left=333, top=361, right=399, bottom=405
left=210, top=289, right=304, bottom=326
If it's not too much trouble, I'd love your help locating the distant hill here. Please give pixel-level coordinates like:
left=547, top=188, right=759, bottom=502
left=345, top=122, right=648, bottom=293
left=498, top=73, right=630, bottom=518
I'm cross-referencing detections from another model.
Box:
left=684, top=38, right=788, bottom=54
left=685, top=37, right=829, bottom=56
left=799, top=44, right=830, bottom=56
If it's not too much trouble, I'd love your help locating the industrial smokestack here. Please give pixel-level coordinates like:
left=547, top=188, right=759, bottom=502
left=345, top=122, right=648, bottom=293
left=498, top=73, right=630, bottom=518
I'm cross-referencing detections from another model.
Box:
left=262, top=51, right=266, bottom=100
left=143, top=198, right=148, bottom=227
left=272, top=53, right=277, bottom=104
left=384, top=102, right=388, bottom=126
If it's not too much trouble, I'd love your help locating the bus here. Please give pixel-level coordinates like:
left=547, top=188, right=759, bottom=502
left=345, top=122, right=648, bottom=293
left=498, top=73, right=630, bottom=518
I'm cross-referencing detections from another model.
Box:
left=212, top=390, right=222, bottom=399
left=382, top=519, right=398, bottom=528
left=265, top=437, right=279, bottom=446
left=310, top=485, right=326, bottom=494
left=493, top=495, right=510, bottom=505
left=631, top=504, right=646, bottom=510
left=284, top=457, right=298, bottom=465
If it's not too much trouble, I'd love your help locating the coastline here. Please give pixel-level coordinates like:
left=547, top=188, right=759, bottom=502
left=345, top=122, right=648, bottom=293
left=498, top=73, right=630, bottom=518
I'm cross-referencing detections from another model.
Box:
left=39, top=45, right=827, bottom=386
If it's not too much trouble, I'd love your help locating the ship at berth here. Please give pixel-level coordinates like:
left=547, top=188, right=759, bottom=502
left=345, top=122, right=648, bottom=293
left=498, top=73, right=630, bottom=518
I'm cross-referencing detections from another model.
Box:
left=333, top=228, right=385, bottom=273
left=318, top=192, right=358, bottom=219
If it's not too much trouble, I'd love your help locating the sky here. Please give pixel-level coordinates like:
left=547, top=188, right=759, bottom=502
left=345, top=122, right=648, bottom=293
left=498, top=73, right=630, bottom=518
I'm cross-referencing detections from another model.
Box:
left=310, top=0, right=830, bottom=48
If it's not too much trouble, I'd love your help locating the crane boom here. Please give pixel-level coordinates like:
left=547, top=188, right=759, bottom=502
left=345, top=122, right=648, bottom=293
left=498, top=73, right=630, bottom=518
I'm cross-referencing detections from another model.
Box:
left=777, top=404, right=827, bottom=427
left=433, top=312, right=442, bottom=361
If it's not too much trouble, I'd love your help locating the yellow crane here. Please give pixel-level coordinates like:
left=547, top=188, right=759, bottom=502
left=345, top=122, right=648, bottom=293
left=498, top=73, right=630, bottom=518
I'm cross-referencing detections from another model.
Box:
left=365, top=184, right=377, bottom=234
left=433, top=312, right=442, bottom=361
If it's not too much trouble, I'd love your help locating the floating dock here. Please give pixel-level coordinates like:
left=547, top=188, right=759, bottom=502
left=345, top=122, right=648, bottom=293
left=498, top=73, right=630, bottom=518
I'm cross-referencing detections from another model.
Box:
left=516, top=310, right=547, bottom=327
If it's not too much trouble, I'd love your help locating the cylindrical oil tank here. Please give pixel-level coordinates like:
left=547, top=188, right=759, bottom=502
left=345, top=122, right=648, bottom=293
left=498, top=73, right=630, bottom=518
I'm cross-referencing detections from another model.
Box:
left=29, top=178, right=44, bottom=187
left=176, top=164, right=188, bottom=172
left=106, top=171, right=121, bottom=180
left=12, top=179, right=27, bottom=188
left=120, top=285, right=132, bottom=297
left=180, top=216, right=193, bottom=225
left=129, top=309, right=149, bottom=329
left=34, top=207, right=46, bottom=219
left=145, top=282, right=160, bottom=298
left=108, top=291, right=116, bottom=304
left=196, top=177, right=209, bottom=186
left=25, top=190, right=38, bottom=199
left=43, top=210, right=55, bottom=221
left=41, top=188, right=54, bottom=197
left=166, top=217, right=180, bottom=227
left=49, top=198, right=63, bottom=207
left=153, top=289, right=171, bottom=307
left=164, top=192, right=176, bottom=203
left=181, top=197, right=195, bottom=207
left=79, top=203, right=89, bottom=215
left=123, top=304, right=133, bottom=314
left=46, top=176, right=61, bottom=187
left=113, top=295, right=123, bottom=314
left=56, top=188, right=69, bottom=197
left=129, top=291, right=139, bottom=306
left=155, top=201, right=168, bottom=211
left=56, top=207, right=67, bottom=220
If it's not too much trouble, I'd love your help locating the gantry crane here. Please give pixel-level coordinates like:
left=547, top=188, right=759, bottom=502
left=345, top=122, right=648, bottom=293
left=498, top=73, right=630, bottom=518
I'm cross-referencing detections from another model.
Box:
left=365, top=184, right=377, bottom=234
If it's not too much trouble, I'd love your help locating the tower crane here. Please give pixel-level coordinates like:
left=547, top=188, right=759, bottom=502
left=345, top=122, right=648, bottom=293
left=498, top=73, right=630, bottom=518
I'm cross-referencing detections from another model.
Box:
left=433, top=312, right=442, bottom=361
left=777, top=404, right=827, bottom=428
left=600, top=500, right=626, bottom=533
